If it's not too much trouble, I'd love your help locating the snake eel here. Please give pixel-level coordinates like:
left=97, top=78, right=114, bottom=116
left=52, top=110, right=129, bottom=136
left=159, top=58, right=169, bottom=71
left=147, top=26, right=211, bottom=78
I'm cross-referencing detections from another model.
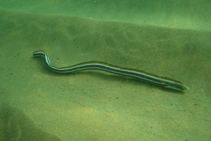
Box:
left=33, top=51, right=189, bottom=91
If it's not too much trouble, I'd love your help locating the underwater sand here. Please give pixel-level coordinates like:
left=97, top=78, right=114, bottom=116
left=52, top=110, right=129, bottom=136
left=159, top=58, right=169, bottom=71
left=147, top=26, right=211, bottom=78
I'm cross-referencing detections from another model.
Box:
left=0, top=0, right=210, bottom=140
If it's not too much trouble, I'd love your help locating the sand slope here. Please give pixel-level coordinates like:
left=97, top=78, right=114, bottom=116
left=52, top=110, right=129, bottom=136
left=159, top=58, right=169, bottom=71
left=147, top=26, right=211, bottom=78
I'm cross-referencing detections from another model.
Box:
left=0, top=1, right=211, bottom=140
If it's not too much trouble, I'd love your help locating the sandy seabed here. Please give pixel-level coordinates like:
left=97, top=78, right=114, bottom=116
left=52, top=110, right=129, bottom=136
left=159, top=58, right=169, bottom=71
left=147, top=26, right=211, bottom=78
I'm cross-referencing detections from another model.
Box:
left=0, top=0, right=211, bottom=140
